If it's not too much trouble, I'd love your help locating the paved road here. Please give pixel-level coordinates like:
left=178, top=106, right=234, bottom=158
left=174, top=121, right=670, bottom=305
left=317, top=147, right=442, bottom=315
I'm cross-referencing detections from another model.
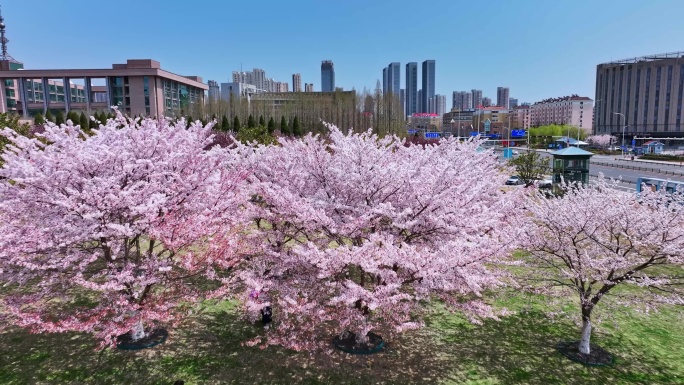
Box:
left=591, top=156, right=684, bottom=176
left=499, top=148, right=684, bottom=192
left=520, top=148, right=684, bottom=175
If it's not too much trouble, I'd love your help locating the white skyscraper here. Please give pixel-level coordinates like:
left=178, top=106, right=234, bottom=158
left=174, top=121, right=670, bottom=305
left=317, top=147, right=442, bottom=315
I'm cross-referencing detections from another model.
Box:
left=436, top=94, right=446, bottom=116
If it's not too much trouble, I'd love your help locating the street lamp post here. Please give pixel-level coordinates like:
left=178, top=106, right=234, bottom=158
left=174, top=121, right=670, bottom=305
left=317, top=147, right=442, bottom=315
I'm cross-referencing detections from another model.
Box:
left=613, top=112, right=627, bottom=158
left=507, top=113, right=512, bottom=149
left=507, top=126, right=511, bottom=155
left=450, top=119, right=455, bottom=138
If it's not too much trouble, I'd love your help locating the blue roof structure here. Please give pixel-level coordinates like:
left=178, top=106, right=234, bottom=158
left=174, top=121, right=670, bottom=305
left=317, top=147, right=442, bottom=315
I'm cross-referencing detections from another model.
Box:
left=551, top=147, right=594, bottom=156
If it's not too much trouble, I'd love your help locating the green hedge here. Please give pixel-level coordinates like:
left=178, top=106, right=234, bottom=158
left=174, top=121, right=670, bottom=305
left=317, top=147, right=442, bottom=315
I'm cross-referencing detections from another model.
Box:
left=640, top=154, right=684, bottom=162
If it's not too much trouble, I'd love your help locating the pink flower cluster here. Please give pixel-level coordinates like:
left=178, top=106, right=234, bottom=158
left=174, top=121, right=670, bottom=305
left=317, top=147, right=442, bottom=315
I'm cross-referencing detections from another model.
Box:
left=0, top=112, right=250, bottom=347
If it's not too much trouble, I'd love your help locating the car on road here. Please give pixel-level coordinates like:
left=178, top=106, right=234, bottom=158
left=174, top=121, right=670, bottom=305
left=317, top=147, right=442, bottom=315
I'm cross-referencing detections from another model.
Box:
left=506, top=176, right=523, bottom=185
left=538, top=177, right=553, bottom=189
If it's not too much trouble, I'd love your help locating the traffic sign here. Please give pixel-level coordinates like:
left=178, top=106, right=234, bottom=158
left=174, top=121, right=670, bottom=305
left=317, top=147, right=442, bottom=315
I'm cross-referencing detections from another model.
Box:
left=425, top=132, right=440, bottom=138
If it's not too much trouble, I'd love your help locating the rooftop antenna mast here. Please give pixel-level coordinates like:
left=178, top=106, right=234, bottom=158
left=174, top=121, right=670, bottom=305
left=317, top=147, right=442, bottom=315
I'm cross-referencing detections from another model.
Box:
left=0, top=5, right=16, bottom=61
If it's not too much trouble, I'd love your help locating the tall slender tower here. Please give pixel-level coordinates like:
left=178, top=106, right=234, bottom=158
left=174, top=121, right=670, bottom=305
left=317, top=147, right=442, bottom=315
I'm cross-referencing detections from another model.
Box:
left=0, top=6, right=17, bottom=62
left=497, top=87, right=510, bottom=108
left=405, top=62, right=417, bottom=116
left=321, top=60, right=335, bottom=92
left=421, top=60, right=435, bottom=113
left=292, top=73, right=302, bottom=92
left=384, top=62, right=400, bottom=96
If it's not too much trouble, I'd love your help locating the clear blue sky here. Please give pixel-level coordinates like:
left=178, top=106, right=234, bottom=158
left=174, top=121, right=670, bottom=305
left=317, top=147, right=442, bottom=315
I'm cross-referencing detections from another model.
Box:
left=4, top=0, right=684, bottom=103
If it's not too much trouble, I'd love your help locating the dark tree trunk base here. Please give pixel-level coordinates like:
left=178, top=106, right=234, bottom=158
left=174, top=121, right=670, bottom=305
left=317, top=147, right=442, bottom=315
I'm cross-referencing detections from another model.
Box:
left=332, top=331, right=384, bottom=355
left=117, top=328, right=168, bottom=350
left=556, top=341, right=614, bottom=366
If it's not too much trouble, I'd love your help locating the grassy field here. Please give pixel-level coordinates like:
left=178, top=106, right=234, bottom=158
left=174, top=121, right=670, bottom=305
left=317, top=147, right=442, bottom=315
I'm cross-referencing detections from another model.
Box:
left=0, top=292, right=682, bottom=384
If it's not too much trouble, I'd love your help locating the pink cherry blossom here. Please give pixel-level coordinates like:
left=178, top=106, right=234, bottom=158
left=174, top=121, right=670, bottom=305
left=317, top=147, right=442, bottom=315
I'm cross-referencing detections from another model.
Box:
left=586, top=134, right=616, bottom=148
left=231, top=125, right=523, bottom=350
left=518, top=176, right=684, bottom=354
left=0, top=112, right=250, bottom=347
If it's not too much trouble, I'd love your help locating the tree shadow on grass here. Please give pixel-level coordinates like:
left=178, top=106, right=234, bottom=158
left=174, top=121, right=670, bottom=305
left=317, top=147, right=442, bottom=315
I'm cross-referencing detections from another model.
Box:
left=0, top=306, right=681, bottom=384
left=155, top=308, right=461, bottom=385
left=427, top=308, right=683, bottom=385
left=0, top=329, right=177, bottom=384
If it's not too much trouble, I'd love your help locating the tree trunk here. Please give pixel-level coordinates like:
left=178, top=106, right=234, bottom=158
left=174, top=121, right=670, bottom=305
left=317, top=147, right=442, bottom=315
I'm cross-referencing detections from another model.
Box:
left=579, top=312, right=592, bottom=354
left=131, top=319, right=146, bottom=341
left=355, top=332, right=369, bottom=345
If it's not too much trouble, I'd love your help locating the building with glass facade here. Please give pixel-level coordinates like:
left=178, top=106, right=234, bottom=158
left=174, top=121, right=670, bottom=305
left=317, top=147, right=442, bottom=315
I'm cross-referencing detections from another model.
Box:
left=421, top=60, right=435, bottom=113
left=0, top=59, right=207, bottom=118
left=383, top=62, right=400, bottom=96
left=405, top=62, right=418, bottom=117
left=321, top=60, right=335, bottom=92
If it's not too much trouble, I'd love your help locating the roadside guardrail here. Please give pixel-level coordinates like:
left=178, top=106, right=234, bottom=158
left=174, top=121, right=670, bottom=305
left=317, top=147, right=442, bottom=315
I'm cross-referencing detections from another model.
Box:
left=590, top=161, right=684, bottom=177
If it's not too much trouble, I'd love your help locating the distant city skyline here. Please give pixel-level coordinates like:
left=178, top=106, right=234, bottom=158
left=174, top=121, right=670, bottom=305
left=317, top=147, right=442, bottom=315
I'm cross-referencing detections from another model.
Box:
left=3, top=0, right=684, bottom=102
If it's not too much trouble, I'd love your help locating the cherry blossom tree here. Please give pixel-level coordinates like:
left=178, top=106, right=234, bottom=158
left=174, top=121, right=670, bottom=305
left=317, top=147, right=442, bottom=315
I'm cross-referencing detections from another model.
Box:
left=519, top=177, right=684, bottom=355
left=0, top=112, right=249, bottom=347
left=233, top=127, right=522, bottom=351
left=586, top=134, right=616, bottom=148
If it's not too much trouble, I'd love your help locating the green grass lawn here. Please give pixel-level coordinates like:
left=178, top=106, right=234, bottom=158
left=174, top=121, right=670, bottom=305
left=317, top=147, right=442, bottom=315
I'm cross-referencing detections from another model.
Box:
left=0, top=292, right=682, bottom=384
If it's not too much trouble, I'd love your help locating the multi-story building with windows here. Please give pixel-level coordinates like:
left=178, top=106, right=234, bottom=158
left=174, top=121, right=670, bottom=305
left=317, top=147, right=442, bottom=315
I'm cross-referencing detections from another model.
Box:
left=292, top=73, right=302, bottom=92
left=417, top=89, right=422, bottom=114
left=383, top=67, right=387, bottom=94
left=482, top=97, right=492, bottom=107
left=471, top=89, right=483, bottom=108
left=497, top=86, right=510, bottom=109
left=321, top=60, right=335, bottom=92
left=421, top=60, right=435, bottom=113
left=473, top=106, right=510, bottom=135
left=435, top=94, right=446, bottom=116
left=452, top=91, right=472, bottom=110
left=383, top=62, right=400, bottom=96
left=220, top=82, right=258, bottom=101
left=509, top=97, right=519, bottom=109
left=530, top=95, right=593, bottom=130
left=0, top=59, right=207, bottom=117
left=442, top=108, right=475, bottom=136
left=511, top=105, right=531, bottom=129
left=232, top=71, right=252, bottom=85
left=595, top=51, right=684, bottom=140
left=207, top=80, right=220, bottom=101
left=305, top=83, right=314, bottom=92
left=405, top=62, right=418, bottom=116
left=408, top=113, right=442, bottom=132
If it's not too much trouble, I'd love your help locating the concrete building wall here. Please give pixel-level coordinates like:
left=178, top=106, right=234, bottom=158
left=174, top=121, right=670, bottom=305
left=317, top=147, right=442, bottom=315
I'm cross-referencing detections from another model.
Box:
left=511, top=105, right=531, bottom=129
left=292, top=73, right=302, bottom=92
left=0, top=59, right=206, bottom=118
left=595, top=52, right=684, bottom=137
left=530, top=96, right=593, bottom=130
left=127, top=76, right=146, bottom=116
